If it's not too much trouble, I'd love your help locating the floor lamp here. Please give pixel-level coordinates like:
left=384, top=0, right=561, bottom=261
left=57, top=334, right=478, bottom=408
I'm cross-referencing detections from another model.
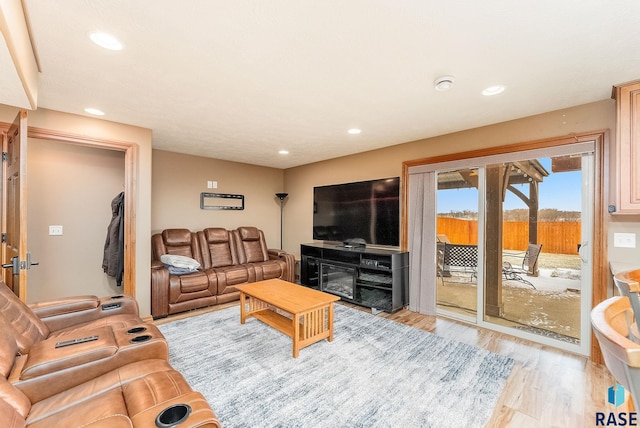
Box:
left=275, top=193, right=288, bottom=249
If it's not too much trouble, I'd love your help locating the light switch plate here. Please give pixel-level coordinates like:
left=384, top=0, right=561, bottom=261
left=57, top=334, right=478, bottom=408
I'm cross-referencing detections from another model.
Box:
left=49, top=225, right=63, bottom=236
left=614, top=232, right=636, bottom=248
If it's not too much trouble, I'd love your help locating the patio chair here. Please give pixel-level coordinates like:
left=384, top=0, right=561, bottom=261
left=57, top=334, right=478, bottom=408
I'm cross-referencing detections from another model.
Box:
left=591, top=295, right=640, bottom=410
left=440, top=243, right=478, bottom=284
left=502, top=243, right=542, bottom=289
left=436, top=235, right=450, bottom=285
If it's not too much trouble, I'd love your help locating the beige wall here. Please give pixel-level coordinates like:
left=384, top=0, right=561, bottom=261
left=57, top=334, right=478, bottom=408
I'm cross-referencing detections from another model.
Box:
left=152, top=150, right=285, bottom=248
left=0, top=105, right=153, bottom=316
left=27, top=138, right=125, bottom=301
left=283, top=98, right=640, bottom=279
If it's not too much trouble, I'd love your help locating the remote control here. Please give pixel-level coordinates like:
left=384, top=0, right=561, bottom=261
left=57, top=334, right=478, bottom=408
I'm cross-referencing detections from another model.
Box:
left=55, top=335, right=99, bottom=348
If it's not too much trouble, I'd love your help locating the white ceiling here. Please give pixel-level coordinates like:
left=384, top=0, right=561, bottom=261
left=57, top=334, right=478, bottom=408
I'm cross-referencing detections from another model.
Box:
left=14, top=1, right=640, bottom=169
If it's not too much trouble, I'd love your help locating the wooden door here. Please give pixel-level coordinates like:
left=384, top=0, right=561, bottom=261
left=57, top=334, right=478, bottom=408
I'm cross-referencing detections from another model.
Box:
left=2, top=110, right=34, bottom=301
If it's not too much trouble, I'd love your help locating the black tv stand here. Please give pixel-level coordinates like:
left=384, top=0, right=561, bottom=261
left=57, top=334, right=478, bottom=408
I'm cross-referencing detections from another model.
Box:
left=300, top=242, right=409, bottom=313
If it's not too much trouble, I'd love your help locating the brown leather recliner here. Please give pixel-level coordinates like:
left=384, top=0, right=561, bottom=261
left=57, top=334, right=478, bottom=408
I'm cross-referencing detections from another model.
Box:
left=233, top=226, right=295, bottom=283
left=198, top=228, right=255, bottom=304
left=0, top=283, right=221, bottom=427
left=151, top=229, right=217, bottom=318
left=0, top=282, right=142, bottom=355
left=0, top=283, right=168, bottom=403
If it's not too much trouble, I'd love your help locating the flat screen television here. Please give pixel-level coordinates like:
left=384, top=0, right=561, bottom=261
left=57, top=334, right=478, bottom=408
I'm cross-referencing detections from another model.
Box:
left=313, top=177, right=400, bottom=247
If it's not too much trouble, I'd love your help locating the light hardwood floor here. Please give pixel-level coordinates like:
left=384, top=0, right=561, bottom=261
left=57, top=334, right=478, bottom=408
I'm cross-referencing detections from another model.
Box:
left=155, top=301, right=621, bottom=427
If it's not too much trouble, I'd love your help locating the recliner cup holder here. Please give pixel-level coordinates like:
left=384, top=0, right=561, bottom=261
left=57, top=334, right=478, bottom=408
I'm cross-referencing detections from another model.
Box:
left=126, top=326, right=147, bottom=335
left=155, top=404, right=191, bottom=428
left=130, top=334, right=152, bottom=344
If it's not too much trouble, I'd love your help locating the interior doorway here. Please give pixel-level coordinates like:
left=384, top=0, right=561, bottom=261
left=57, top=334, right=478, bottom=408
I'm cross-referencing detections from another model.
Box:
left=27, top=138, right=126, bottom=301
left=0, top=120, right=139, bottom=300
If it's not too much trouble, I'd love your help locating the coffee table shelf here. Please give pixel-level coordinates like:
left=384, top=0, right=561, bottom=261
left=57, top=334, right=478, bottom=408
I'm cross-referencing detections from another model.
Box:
left=251, top=309, right=292, bottom=336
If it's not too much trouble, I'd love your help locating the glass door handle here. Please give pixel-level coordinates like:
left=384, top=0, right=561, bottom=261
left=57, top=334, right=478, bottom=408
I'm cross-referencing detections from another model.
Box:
left=578, top=241, right=589, bottom=263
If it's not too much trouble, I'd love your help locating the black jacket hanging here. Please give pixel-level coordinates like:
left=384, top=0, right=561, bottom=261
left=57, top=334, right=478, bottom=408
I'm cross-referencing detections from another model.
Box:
left=103, top=192, right=125, bottom=286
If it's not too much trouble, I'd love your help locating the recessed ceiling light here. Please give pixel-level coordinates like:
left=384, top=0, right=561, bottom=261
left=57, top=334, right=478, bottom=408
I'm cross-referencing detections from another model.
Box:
left=348, top=128, right=361, bottom=134
left=482, top=85, right=506, bottom=96
left=278, top=150, right=289, bottom=155
left=434, top=75, right=455, bottom=91
left=84, top=107, right=105, bottom=116
left=88, top=31, right=124, bottom=51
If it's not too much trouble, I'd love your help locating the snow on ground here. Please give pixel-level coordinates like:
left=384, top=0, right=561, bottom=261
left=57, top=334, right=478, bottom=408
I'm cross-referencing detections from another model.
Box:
left=505, top=267, right=581, bottom=292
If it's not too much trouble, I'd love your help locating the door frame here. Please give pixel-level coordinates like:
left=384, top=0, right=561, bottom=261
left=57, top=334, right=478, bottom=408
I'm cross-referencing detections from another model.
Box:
left=401, top=130, right=608, bottom=362
left=2, top=110, right=28, bottom=298
left=0, top=121, right=138, bottom=298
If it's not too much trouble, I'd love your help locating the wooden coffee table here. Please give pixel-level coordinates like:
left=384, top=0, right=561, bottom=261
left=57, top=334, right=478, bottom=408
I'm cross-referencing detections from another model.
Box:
left=236, top=279, right=340, bottom=358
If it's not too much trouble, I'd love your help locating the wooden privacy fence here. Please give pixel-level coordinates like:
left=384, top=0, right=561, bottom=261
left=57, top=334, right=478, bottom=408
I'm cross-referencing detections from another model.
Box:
left=436, top=217, right=581, bottom=255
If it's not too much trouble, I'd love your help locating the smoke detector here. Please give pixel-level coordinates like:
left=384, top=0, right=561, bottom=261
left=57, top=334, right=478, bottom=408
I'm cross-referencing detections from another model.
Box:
left=434, top=75, right=455, bottom=91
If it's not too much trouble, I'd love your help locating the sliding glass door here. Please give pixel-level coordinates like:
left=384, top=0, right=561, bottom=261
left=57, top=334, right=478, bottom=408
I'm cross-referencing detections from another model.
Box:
left=435, top=168, right=479, bottom=321
left=481, top=153, right=592, bottom=353
left=427, top=142, right=595, bottom=355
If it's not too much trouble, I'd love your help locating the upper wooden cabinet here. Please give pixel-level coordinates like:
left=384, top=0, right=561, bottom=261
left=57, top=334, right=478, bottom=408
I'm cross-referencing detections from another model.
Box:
left=613, top=80, right=640, bottom=214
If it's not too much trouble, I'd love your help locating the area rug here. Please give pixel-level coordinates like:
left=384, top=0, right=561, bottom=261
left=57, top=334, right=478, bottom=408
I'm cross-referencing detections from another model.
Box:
left=157, top=304, right=514, bottom=427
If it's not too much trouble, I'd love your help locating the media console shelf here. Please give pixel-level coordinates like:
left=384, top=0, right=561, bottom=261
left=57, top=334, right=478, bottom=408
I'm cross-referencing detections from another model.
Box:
left=300, top=243, right=409, bottom=313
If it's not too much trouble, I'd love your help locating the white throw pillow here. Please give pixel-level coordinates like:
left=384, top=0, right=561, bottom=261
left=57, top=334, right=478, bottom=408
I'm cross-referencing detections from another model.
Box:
left=160, top=254, right=201, bottom=270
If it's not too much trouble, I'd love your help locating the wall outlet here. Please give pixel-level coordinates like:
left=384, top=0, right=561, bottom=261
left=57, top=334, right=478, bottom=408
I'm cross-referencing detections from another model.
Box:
left=207, top=180, right=218, bottom=189
left=49, top=225, right=63, bottom=236
left=614, top=232, right=636, bottom=248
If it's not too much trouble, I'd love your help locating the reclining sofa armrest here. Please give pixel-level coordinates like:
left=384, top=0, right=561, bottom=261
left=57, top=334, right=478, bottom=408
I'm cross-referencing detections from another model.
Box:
left=130, top=392, right=222, bottom=428
left=30, top=295, right=140, bottom=332
left=267, top=249, right=296, bottom=283
left=267, top=248, right=286, bottom=258
left=151, top=266, right=170, bottom=319
left=98, top=295, right=139, bottom=316
left=30, top=295, right=100, bottom=318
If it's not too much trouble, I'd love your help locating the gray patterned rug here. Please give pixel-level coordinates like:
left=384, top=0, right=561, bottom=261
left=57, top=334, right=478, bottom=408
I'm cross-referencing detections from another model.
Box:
left=158, top=304, right=514, bottom=428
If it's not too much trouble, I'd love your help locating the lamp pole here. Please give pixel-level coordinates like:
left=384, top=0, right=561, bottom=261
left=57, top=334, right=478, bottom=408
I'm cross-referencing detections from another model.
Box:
left=275, top=193, right=288, bottom=249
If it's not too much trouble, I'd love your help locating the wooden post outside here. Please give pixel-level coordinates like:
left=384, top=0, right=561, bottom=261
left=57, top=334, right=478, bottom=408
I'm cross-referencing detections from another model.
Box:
left=485, top=165, right=504, bottom=317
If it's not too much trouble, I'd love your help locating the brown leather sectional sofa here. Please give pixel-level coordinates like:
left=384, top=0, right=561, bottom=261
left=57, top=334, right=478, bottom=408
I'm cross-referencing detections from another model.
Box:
left=0, top=282, right=221, bottom=427
left=151, top=226, right=295, bottom=319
